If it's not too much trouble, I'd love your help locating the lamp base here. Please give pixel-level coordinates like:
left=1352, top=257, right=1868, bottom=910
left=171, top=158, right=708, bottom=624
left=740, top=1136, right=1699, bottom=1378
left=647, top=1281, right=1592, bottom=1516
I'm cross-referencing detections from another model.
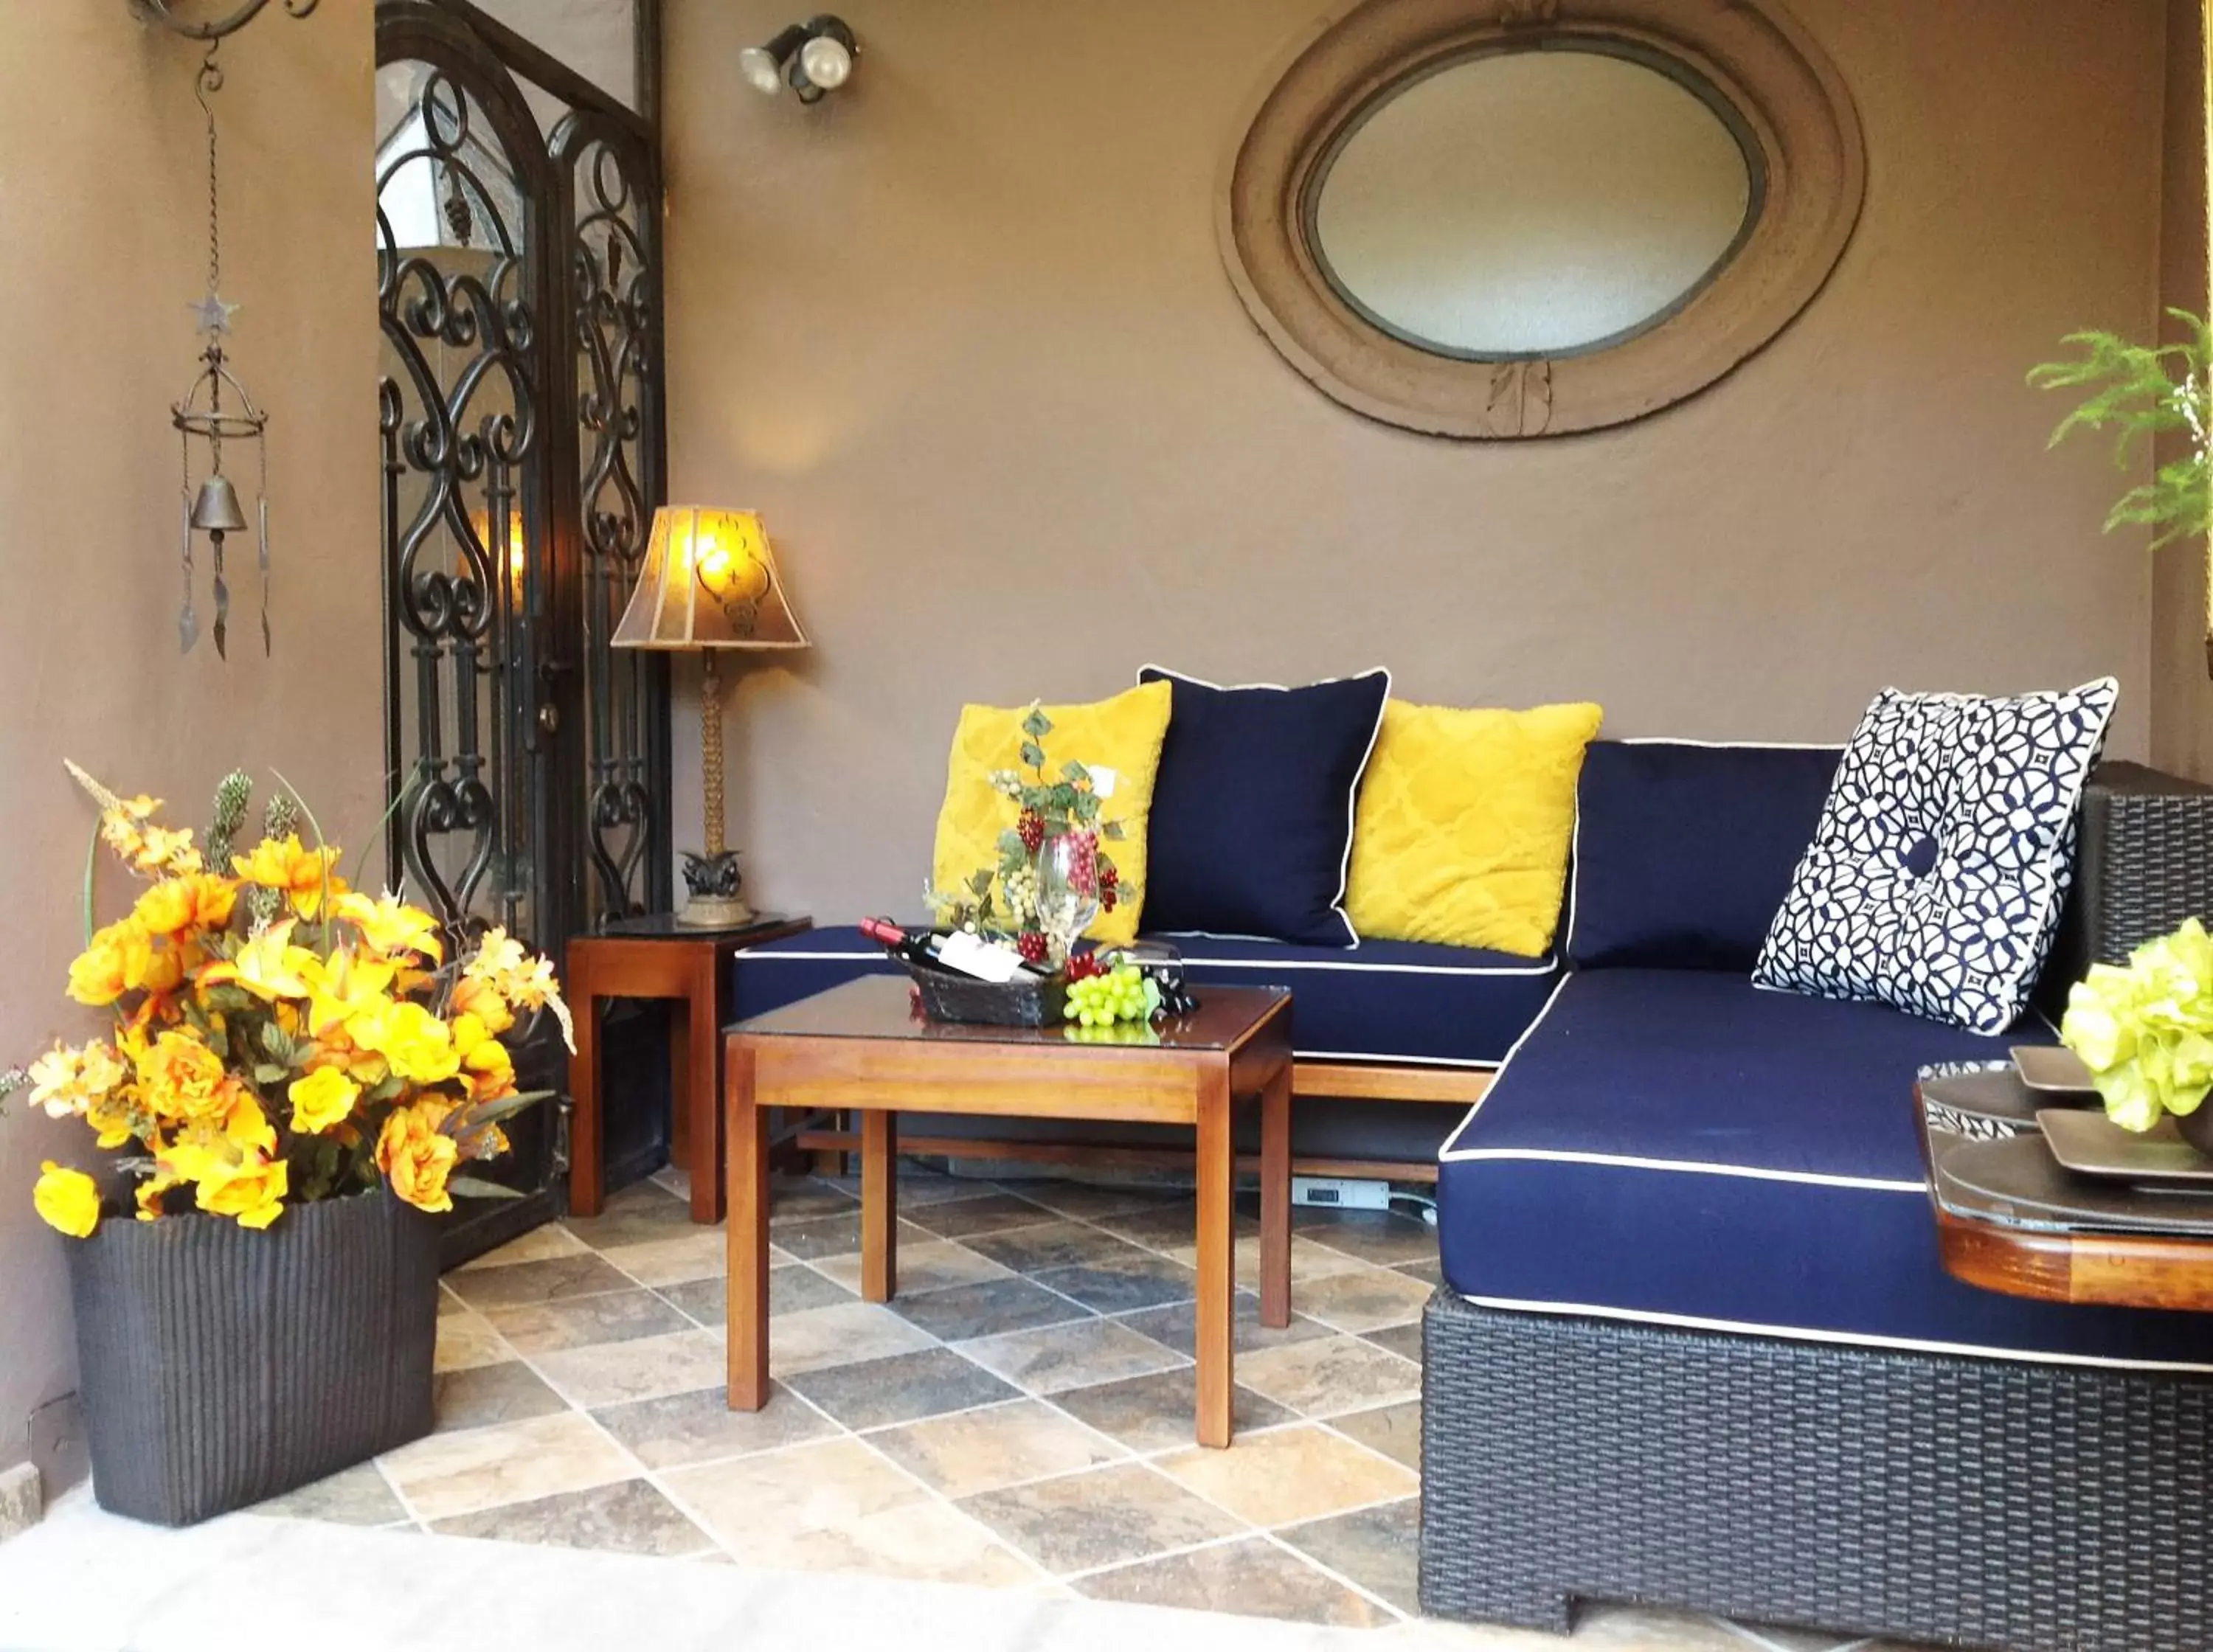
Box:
left=676, top=892, right=755, bottom=929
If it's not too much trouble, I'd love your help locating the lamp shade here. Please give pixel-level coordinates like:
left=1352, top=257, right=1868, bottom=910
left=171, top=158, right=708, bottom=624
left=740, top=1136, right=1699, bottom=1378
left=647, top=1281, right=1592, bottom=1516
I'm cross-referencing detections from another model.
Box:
left=612, top=506, right=810, bottom=651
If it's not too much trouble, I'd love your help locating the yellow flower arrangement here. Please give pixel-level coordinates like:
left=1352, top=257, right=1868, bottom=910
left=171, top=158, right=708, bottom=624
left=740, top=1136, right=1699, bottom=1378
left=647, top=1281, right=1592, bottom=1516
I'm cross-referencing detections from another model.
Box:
left=7, top=766, right=573, bottom=1238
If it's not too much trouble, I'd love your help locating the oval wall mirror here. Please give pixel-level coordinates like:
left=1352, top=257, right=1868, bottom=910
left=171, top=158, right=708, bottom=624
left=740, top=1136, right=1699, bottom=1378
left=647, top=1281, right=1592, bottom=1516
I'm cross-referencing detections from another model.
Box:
left=1219, top=0, right=1864, bottom=439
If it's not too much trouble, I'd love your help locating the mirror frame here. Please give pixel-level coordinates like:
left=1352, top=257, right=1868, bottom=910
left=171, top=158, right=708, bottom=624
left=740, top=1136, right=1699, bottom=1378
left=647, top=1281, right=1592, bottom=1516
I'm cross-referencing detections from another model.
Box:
left=1216, top=0, right=1866, bottom=439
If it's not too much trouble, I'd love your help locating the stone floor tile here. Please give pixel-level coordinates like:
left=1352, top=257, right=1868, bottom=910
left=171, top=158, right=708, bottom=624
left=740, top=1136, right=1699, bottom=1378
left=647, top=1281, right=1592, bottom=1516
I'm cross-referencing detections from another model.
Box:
left=437, top=1283, right=467, bottom=1317
left=1570, top=1606, right=1771, bottom=1648
left=662, top=1435, right=927, bottom=1548
left=766, top=1300, right=938, bottom=1377
left=1076, top=1535, right=1392, bottom=1627
left=904, top=1191, right=1062, bottom=1239
left=432, top=1308, right=515, bottom=1374
left=1362, top=1321, right=1424, bottom=1365
left=1109, top=1295, right=1331, bottom=1358
left=1159, top=1233, right=1374, bottom=1291
left=766, top=1212, right=932, bottom=1261
left=1047, top=1369, right=1294, bottom=1454
left=459, top=1225, right=590, bottom=1271
left=786, top=1344, right=1019, bottom=1431
left=1156, top=1423, right=1416, bottom=1527
left=1030, top=1251, right=1198, bottom=1314
left=966, top=1221, right=1162, bottom=1276
left=446, top=1253, right=640, bottom=1311
left=810, top=1238, right=1012, bottom=1297
left=1292, top=1267, right=1437, bottom=1335
left=959, top=1316, right=1187, bottom=1395
left=958, top=1462, right=1244, bottom=1575
left=1234, top=1334, right=1421, bottom=1417
left=658, top=1264, right=853, bottom=1328
left=1292, top=1209, right=1439, bottom=1267
left=748, top=1499, right=1040, bottom=1587
left=1394, top=1257, right=1445, bottom=1289
left=887, top=1275, right=1095, bottom=1342
left=377, top=1409, right=637, bottom=1521
left=432, top=1359, right=568, bottom=1434
left=429, top=1477, right=715, bottom=1558
left=766, top=1176, right=862, bottom=1226
left=825, top=1167, right=1000, bottom=1207
left=530, top=1325, right=728, bottom=1409
left=1095, top=1203, right=1260, bottom=1252
left=1277, top=1496, right=1420, bottom=1613
left=250, top=1461, right=407, bottom=1526
left=558, top=1181, right=696, bottom=1251
left=598, top=1229, right=729, bottom=1288
left=1329, top=1399, right=1421, bottom=1470
left=484, top=1288, right=692, bottom=1356
left=1011, top=1179, right=1189, bottom=1221
left=870, top=1398, right=1123, bottom=1499
left=589, top=1382, right=836, bottom=1471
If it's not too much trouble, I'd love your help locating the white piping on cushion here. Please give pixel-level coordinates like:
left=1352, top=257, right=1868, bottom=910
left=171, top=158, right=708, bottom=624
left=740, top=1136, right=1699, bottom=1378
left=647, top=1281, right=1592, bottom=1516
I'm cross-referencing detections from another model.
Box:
left=1458, top=1294, right=2213, bottom=1374
left=1438, top=1147, right=1925, bottom=1191
left=1173, top=950, right=1556, bottom=978
left=1562, top=738, right=1845, bottom=965
left=1437, top=973, right=1574, bottom=1159
left=1137, top=664, right=1391, bottom=951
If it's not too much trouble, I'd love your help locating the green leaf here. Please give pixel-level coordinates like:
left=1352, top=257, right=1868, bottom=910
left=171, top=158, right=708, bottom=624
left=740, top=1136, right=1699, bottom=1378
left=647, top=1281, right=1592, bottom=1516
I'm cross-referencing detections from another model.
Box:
left=259, top=1021, right=291, bottom=1058
left=997, top=829, right=1028, bottom=858
left=253, top=1063, right=289, bottom=1086
left=367, top=1075, right=406, bottom=1103
left=1101, top=819, right=1126, bottom=841
left=1020, top=706, right=1052, bottom=740
left=1060, top=760, right=1090, bottom=786
left=450, top=1090, right=552, bottom=1134
left=1019, top=742, right=1047, bottom=771
left=446, top=1175, right=524, bottom=1202
left=968, top=869, right=996, bottom=897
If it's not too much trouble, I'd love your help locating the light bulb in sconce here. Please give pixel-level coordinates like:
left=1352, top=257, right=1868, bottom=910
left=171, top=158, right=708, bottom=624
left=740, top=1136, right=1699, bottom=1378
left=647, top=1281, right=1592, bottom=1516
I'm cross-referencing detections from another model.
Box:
left=797, top=30, right=853, bottom=91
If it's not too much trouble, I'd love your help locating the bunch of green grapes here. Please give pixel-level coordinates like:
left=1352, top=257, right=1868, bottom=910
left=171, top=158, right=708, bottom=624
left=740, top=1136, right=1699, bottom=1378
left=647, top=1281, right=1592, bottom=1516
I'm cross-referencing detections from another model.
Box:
left=1064, top=961, right=1160, bottom=1027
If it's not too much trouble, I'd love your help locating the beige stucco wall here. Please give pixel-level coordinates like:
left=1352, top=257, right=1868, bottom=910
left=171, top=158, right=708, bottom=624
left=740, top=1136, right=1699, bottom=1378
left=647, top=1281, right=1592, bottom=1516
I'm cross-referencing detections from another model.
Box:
left=659, top=0, right=2168, bottom=924
left=0, top=3, right=378, bottom=1479
left=2152, top=0, right=2213, bottom=780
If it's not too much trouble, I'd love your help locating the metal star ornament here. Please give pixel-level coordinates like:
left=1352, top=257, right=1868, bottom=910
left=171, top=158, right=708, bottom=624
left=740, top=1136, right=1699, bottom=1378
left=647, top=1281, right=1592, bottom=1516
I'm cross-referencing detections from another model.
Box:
left=189, top=292, right=238, bottom=336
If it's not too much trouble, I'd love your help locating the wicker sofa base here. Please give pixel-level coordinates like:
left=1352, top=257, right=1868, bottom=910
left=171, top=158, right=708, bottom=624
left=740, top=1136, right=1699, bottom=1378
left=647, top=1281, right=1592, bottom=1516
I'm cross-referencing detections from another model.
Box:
left=1419, top=1292, right=2213, bottom=1651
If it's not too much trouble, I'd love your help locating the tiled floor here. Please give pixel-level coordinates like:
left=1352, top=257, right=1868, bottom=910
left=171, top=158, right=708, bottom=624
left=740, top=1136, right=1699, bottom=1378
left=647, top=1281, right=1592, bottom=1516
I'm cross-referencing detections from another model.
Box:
left=254, top=1166, right=1923, bottom=1650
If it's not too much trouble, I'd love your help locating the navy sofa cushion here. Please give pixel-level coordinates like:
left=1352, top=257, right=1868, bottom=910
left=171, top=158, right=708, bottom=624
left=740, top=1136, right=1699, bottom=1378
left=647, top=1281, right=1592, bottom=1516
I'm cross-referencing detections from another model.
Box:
left=1137, top=667, right=1389, bottom=946
left=1437, top=969, right=2213, bottom=1368
left=1567, top=740, right=1841, bottom=971
left=730, top=926, right=1556, bottom=1069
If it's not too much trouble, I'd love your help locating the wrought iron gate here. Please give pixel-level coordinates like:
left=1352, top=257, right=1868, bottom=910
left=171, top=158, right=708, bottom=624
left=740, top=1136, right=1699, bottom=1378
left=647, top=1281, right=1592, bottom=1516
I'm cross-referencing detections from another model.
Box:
left=375, top=0, right=669, bottom=1259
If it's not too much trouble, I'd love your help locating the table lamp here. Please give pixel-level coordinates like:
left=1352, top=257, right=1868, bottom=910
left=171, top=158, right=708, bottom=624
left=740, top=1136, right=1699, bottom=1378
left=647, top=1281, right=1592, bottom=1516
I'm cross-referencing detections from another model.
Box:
left=612, top=505, right=809, bottom=926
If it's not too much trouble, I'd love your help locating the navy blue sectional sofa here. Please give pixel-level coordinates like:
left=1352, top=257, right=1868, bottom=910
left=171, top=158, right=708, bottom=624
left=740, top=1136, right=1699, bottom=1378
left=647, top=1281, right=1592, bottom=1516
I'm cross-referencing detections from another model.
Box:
left=1421, top=743, right=2213, bottom=1652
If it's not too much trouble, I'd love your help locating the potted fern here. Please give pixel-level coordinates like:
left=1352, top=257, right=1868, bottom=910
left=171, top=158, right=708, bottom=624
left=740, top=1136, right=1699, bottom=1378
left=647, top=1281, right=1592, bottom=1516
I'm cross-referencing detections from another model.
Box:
left=2031, top=310, right=2212, bottom=667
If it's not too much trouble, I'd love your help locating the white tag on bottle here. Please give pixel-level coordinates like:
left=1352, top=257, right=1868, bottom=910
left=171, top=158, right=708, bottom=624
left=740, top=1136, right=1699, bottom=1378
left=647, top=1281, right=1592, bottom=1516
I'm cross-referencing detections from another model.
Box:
left=1090, top=766, right=1119, bottom=799
left=936, top=929, right=1028, bottom=983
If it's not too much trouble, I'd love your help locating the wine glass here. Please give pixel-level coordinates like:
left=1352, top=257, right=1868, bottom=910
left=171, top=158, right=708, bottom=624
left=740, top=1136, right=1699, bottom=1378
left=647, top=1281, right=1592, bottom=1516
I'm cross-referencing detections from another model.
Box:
left=1034, top=832, right=1100, bottom=969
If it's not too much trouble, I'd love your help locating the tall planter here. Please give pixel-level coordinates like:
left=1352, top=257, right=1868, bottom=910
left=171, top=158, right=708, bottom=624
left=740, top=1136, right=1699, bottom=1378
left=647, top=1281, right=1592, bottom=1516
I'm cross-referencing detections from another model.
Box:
left=66, top=1189, right=440, bottom=1525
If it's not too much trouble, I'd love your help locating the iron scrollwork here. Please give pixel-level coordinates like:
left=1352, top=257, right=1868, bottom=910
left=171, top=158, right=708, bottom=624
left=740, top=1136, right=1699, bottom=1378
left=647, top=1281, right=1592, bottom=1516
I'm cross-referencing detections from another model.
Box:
left=377, top=65, right=543, bottom=937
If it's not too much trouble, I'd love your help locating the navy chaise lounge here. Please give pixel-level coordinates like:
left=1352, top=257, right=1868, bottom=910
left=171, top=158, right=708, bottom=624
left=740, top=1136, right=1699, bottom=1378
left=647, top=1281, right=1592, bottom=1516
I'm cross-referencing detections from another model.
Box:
left=1422, top=743, right=2213, bottom=1652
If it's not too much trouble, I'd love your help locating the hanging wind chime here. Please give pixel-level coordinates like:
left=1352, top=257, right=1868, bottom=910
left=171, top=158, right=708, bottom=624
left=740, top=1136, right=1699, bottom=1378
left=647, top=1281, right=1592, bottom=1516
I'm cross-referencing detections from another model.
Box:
left=134, top=1, right=322, bottom=657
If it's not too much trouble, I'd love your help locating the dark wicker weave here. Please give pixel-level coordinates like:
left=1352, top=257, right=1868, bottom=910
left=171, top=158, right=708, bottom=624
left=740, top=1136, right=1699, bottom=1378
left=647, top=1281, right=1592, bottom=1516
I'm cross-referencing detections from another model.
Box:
left=1419, top=1294, right=2213, bottom=1651
left=1419, top=763, right=2213, bottom=1650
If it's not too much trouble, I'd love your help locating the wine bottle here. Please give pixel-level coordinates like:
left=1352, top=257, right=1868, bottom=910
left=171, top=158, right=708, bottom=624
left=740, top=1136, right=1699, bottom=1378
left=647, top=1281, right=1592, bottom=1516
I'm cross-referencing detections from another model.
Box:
left=859, top=917, right=1045, bottom=982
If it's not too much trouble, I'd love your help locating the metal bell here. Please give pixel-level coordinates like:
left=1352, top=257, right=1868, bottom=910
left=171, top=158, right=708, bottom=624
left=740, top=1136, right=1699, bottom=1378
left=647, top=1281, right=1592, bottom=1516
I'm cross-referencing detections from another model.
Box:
left=190, top=473, right=248, bottom=533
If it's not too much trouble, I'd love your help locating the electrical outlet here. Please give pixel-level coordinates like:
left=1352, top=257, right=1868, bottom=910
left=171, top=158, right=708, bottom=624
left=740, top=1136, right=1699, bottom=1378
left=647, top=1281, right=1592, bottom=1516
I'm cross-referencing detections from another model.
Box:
left=1292, top=1175, right=1393, bottom=1212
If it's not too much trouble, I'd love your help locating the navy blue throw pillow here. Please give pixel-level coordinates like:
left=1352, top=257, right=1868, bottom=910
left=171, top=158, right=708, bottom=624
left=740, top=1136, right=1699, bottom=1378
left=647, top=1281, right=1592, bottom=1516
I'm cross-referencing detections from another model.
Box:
left=1138, top=667, right=1391, bottom=946
left=1567, top=740, right=1843, bottom=971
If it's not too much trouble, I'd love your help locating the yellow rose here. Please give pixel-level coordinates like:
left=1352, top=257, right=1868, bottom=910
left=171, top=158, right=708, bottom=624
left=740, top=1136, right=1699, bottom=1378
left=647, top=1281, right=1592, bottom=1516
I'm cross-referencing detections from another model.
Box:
left=33, top=1162, right=100, bottom=1238
left=135, top=1170, right=182, bottom=1222
left=376, top=1098, right=459, bottom=1213
left=449, top=974, right=515, bottom=1036
left=224, top=1091, right=278, bottom=1156
left=67, top=918, right=153, bottom=1006
left=134, top=1030, right=232, bottom=1123
left=355, top=1001, right=459, bottom=1085
left=83, top=1089, right=142, bottom=1151
left=288, top=1067, right=360, bottom=1135
left=196, top=1156, right=288, bottom=1230
left=457, top=1019, right=516, bottom=1101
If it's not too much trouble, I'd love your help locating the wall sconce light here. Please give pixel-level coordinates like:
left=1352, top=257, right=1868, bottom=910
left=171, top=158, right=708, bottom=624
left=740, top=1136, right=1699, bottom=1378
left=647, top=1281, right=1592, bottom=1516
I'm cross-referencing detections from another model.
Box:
left=739, top=14, right=858, bottom=104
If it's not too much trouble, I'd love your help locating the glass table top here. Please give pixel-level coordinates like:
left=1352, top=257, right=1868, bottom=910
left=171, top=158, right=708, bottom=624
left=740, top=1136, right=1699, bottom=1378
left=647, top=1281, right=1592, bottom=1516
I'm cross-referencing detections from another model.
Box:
left=731, top=974, right=1288, bottom=1051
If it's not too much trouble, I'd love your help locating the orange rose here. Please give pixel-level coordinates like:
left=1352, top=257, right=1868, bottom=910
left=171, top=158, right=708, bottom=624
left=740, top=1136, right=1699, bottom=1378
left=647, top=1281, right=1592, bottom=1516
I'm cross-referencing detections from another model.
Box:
left=67, top=919, right=153, bottom=1006
left=375, top=1098, right=459, bottom=1214
left=134, top=1030, right=232, bottom=1123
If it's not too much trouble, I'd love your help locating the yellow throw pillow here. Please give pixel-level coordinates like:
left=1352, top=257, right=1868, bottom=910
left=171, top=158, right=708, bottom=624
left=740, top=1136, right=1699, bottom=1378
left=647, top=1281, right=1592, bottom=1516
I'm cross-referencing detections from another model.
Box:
left=1346, top=700, right=1604, bottom=956
left=930, top=680, right=1172, bottom=948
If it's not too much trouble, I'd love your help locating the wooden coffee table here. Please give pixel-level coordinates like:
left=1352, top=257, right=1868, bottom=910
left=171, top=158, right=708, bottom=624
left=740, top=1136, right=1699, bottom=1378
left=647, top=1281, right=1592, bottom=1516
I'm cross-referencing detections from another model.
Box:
left=724, top=976, right=1294, bottom=1446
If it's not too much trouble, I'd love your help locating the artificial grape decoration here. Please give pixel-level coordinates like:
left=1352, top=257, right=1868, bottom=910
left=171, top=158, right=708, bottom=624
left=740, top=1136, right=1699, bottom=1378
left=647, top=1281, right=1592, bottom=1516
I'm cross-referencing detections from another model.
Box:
left=1065, top=951, right=1106, bottom=982
left=1099, top=863, right=1119, bottom=914
left=1017, top=811, right=1046, bottom=854
left=1064, top=961, right=1161, bottom=1027
left=1017, top=930, right=1050, bottom=966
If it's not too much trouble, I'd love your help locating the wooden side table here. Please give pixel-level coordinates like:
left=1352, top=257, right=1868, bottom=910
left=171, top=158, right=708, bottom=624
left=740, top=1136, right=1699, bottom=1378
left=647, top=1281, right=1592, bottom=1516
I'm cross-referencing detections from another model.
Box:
left=568, top=913, right=809, bottom=1224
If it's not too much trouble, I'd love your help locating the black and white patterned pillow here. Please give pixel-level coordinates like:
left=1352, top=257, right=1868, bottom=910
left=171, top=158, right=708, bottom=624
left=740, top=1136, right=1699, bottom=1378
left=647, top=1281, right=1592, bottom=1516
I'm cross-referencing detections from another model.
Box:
left=1752, top=678, right=2118, bottom=1033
